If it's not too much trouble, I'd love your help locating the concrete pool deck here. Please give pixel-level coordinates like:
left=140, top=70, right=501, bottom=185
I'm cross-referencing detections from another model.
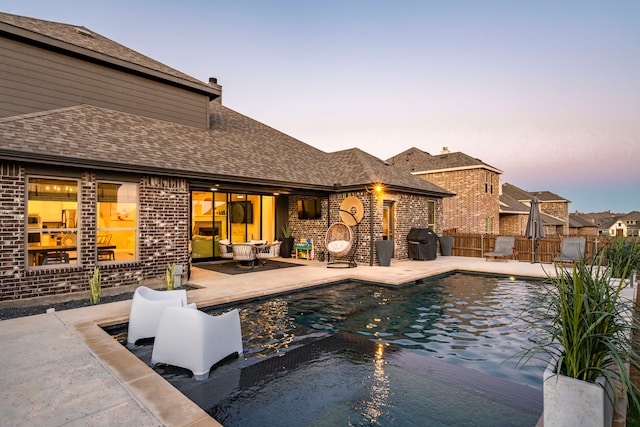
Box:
left=0, top=256, right=555, bottom=426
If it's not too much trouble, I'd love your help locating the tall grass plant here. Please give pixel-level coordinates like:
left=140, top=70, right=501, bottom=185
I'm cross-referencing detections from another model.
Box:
left=515, top=252, right=640, bottom=411
left=605, top=237, right=640, bottom=279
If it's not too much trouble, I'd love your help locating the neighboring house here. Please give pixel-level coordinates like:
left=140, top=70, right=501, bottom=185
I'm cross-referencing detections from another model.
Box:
left=501, top=183, right=568, bottom=235
left=568, top=213, right=599, bottom=236
left=599, top=211, right=640, bottom=237
left=497, top=192, right=530, bottom=235
left=0, top=12, right=452, bottom=300
left=387, top=147, right=503, bottom=234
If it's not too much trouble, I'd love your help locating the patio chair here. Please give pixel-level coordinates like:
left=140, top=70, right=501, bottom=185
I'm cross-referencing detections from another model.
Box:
left=553, top=237, right=586, bottom=264
left=151, top=306, right=243, bottom=380
left=127, top=285, right=188, bottom=347
left=219, top=239, right=234, bottom=259
left=484, top=236, right=517, bottom=261
left=256, top=240, right=281, bottom=264
left=325, top=222, right=356, bottom=267
left=232, top=243, right=257, bottom=267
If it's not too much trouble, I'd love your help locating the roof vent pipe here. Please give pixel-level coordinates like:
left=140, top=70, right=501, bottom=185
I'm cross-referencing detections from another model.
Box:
left=441, top=146, right=450, bottom=154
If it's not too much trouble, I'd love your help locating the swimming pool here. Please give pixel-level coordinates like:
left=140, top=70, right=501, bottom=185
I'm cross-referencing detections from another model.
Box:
left=118, top=273, right=546, bottom=426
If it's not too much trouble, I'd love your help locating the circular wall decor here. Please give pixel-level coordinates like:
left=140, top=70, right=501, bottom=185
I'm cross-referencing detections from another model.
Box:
left=340, top=196, right=364, bottom=225
left=231, top=203, right=246, bottom=223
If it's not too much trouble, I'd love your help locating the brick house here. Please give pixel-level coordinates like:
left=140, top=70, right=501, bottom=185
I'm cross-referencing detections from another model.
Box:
left=387, top=147, right=503, bottom=234
left=599, top=211, right=640, bottom=237
left=501, top=183, right=568, bottom=235
left=0, top=13, right=452, bottom=301
left=568, top=213, right=599, bottom=236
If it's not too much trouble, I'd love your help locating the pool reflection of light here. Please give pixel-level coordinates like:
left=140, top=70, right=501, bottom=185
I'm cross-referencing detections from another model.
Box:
left=239, top=298, right=296, bottom=357
left=359, top=343, right=391, bottom=424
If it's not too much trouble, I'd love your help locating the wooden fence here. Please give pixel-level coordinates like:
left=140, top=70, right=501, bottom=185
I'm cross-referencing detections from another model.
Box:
left=445, top=233, right=630, bottom=264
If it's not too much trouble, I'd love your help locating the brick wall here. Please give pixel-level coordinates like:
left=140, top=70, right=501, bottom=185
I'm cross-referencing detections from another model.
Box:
left=0, top=162, right=189, bottom=301
left=540, top=201, right=569, bottom=234
left=292, top=191, right=443, bottom=265
left=417, top=168, right=499, bottom=234
left=499, top=213, right=527, bottom=236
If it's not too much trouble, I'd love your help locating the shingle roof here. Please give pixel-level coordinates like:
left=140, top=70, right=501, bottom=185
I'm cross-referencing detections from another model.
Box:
left=501, top=183, right=534, bottom=202
left=0, top=103, right=453, bottom=197
left=569, top=213, right=597, bottom=228
left=528, top=190, right=569, bottom=203
left=328, top=148, right=454, bottom=196
left=0, top=12, right=218, bottom=97
left=541, top=212, right=565, bottom=226
left=0, top=12, right=451, bottom=198
left=387, top=147, right=503, bottom=174
left=499, top=193, right=530, bottom=214
left=502, top=184, right=569, bottom=204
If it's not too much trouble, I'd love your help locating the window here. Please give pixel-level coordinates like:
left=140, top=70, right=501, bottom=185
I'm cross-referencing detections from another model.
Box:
left=427, top=200, right=436, bottom=229
left=27, top=177, right=79, bottom=266
left=97, top=182, right=138, bottom=262
left=485, top=171, right=494, bottom=194
left=485, top=216, right=494, bottom=234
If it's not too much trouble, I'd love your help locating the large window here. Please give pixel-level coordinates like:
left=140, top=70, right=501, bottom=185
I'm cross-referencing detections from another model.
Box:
left=97, top=182, right=138, bottom=262
left=27, top=177, right=79, bottom=266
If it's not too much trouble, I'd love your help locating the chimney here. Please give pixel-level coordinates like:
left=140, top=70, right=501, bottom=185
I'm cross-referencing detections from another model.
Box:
left=209, top=77, right=222, bottom=103
left=441, top=146, right=450, bottom=154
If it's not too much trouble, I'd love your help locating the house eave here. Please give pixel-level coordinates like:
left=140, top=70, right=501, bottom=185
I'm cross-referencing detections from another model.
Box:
left=1, top=151, right=337, bottom=193
left=412, top=164, right=504, bottom=175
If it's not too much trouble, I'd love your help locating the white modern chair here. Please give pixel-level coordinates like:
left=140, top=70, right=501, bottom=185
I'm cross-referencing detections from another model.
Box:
left=127, top=286, right=188, bottom=346
left=151, top=307, right=243, bottom=380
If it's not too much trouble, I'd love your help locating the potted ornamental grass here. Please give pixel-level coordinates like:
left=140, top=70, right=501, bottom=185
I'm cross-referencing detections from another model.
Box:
left=515, top=250, right=640, bottom=426
left=280, top=225, right=294, bottom=258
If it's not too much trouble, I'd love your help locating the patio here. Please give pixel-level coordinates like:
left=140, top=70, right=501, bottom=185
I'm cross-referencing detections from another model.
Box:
left=0, top=256, right=550, bottom=426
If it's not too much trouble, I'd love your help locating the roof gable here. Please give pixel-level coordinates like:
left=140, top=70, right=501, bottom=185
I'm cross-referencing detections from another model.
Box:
left=387, top=147, right=503, bottom=174
left=329, top=148, right=453, bottom=196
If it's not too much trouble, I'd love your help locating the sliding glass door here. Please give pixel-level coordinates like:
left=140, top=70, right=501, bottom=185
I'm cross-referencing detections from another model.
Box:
left=191, top=191, right=275, bottom=261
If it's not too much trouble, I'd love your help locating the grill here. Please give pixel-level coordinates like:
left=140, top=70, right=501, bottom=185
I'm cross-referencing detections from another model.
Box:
left=407, top=228, right=438, bottom=260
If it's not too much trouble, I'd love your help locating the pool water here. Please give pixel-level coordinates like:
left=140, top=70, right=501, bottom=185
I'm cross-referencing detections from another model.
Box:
left=119, top=273, right=546, bottom=426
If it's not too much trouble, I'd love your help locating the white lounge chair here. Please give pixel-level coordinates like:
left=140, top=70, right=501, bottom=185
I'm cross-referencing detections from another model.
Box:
left=151, top=307, right=243, bottom=380
left=485, top=236, right=517, bottom=261
left=127, top=286, right=188, bottom=346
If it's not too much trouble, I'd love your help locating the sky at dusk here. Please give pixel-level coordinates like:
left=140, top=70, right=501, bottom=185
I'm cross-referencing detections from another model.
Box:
left=2, top=1, right=639, bottom=213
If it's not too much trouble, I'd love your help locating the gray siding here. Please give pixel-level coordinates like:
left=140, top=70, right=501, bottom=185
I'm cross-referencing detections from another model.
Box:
left=0, top=38, right=210, bottom=128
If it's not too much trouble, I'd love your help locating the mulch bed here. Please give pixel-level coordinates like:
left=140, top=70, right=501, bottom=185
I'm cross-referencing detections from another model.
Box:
left=0, top=285, right=199, bottom=321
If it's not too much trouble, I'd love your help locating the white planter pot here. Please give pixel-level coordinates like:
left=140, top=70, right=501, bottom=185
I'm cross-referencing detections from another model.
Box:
left=543, top=363, right=614, bottom=427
